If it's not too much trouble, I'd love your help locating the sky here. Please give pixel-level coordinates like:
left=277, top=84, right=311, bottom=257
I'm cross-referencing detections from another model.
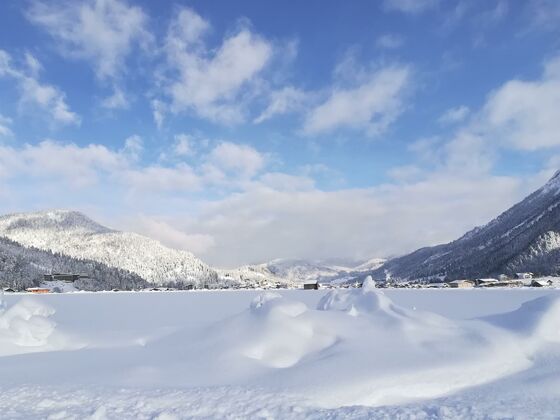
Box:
left=0, top=0, right=560, bottom=267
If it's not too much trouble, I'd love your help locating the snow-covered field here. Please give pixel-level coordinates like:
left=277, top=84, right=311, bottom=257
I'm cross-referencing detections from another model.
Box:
left=2, top=285, right=560, bottom=419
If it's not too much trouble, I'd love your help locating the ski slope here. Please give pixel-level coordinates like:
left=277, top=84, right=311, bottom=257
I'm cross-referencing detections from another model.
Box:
left=1, top=287, right=560, bottom=418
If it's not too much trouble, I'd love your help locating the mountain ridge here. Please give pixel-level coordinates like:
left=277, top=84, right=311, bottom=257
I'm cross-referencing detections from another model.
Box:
left=371, top=172, right=560, bottom=281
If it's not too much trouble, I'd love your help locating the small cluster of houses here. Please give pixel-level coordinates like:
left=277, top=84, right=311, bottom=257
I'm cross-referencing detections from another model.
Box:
left=443, top=273, right=553, bottom=289
left=301, top=272, right=557, bottom=290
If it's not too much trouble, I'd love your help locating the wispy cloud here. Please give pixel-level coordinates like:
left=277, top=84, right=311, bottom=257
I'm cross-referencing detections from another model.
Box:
left=161, top=7, right=273, bottom=124
left=375, top=34, right=405, bottom=49
left=0, top=50, right=80, bottom=125
left=26, top=0, right=152, bottom=81
left=438, top=105, right=470, bottom=125
left=383, top=0, right=440, bottom=15
left=303, top=65, right=411, bottom=136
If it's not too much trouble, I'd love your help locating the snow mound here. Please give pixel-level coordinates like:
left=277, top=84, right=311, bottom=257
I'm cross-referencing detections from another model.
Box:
left=240, top=293, right=336, bottom=368
left=317, top=276, right=394, bottom=315
left=0, top=296, right=74, bottom=356
left=0, top=297, right=55, bottom=348
left=202, top=285, right=536, bottom=407
left=483, top=294, right=560, bottom=344
left=317, top=276, right=453, bottom=329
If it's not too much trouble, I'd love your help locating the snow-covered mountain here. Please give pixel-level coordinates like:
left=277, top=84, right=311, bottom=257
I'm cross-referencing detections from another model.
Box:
left=0, top=210, right=219, bottom=288
left=0, top=235, right=146, bottom=291
left=257, top=258, right=386, bottom=284
left=217, top=264, right=294, bottom=288
left=373, top=171, right=560, bottom=281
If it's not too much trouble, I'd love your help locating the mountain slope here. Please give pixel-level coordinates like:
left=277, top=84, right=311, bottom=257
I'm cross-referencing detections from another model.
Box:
left=0, top=210, right=218, bottom=288
left=373, top=171, right=560, bottom=281
left=257, top=258, right=386, bottom=284
left=0, top=236, right=146, bottom=291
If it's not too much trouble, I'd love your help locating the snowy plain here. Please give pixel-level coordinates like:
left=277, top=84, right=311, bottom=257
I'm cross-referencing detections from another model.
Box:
left=1, top=285, right=560, bottom=419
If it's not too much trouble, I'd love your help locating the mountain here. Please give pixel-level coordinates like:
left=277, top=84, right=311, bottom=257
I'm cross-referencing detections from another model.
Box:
left=216, top=264, right=294, bottom=288
left=0, top=210, right=220, bottom=288
left=258, top=258, right=386, bottom=284
left=0, top=235, right=146, bottom=291
left=372, top=171, right=560, bottom=281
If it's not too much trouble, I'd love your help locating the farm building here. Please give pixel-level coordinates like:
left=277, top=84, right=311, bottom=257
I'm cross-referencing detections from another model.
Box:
left=516, top=272, right=534, bottom=279
left=303, top=281, right=319, bottom=290
left=447, top=280, right=475, bottom=288
left=531, top=279, right=553, bottom=287
left=43, top=273, right=89, bottom=282
left=482, top=280, right=524, bottom=288
left=476, top=278, right=499, bottom=287
left=26, top=287, right=50, bottom=294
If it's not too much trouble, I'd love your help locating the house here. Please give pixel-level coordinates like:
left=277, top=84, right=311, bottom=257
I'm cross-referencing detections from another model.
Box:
left=516, top=272, right=534, bottom=280
left=448, top=279, right=475, bottom=288
left=426, top=282, right=447, bottom=288
left=303, top=281, right=319, bottom=290
left=476, top=278, right=499, bottom=287
left=484, top=280, right=524, bottom=288
left=43, top=273, right=89, bottom=282
left=2, top=288, right=15, bottom=293
left=26, top=287, right=50, bottom=294
left=531, top=279, right=553, bottom=287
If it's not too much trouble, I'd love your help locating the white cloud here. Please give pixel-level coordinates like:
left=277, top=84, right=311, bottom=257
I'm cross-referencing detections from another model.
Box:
left=258, top=172, right=315, bottom=192
left=121, top=135, right=143, bottom=161
left=127, top=215, right=215, bottom=255
left=208, top=142, right=266, bottom=178
left=0, top=115, right=13, bottom=137
left=303, top=65, right=411, bottom=136
left=186, top=172, right=528, bottom=266
left=163, top=7, right=273, bottom=123
left=151, top=99, right=166, bottom=129
left=24, top=52, right=42, bottom=76
left=375, top=34, right=405, bottom=49
left=0, top=140, right=124, bottom=187
left=173, top=134, right=193, bottom=157
left=383, top=0, right=440, bottom=14
left=123, top=164, right=201, bottom=193
left=27, top=0, right=151, bottom=81
left=254, top=87, right=306, bottom=124
left=102, top=87, right=129, bottom=109
left=439, top=105, right=470, bottom=124
left=479, top=55, right=560, bottom=150
left=0, top=131, right=549, bottom=267
left=0, top=50, right=80, bottom=125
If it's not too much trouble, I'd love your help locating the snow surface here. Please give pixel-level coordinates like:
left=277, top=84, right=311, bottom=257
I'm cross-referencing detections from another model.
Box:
left=1, top=288, right=560, bottom=418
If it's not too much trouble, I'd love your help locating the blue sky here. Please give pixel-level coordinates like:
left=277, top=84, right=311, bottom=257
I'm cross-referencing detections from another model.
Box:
left=0, top=0, right=560, bottom=267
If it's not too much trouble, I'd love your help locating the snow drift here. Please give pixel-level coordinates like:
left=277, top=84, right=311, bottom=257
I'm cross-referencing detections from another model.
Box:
left=173, top=279, right=547, bottom=407
left=0, top=293, right=72, bottom=356
left=2, top=288, right=560, bottom=417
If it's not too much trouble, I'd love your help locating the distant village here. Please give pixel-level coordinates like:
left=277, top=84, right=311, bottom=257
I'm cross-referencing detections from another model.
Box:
left=1, top=271, right=559, bottom=294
